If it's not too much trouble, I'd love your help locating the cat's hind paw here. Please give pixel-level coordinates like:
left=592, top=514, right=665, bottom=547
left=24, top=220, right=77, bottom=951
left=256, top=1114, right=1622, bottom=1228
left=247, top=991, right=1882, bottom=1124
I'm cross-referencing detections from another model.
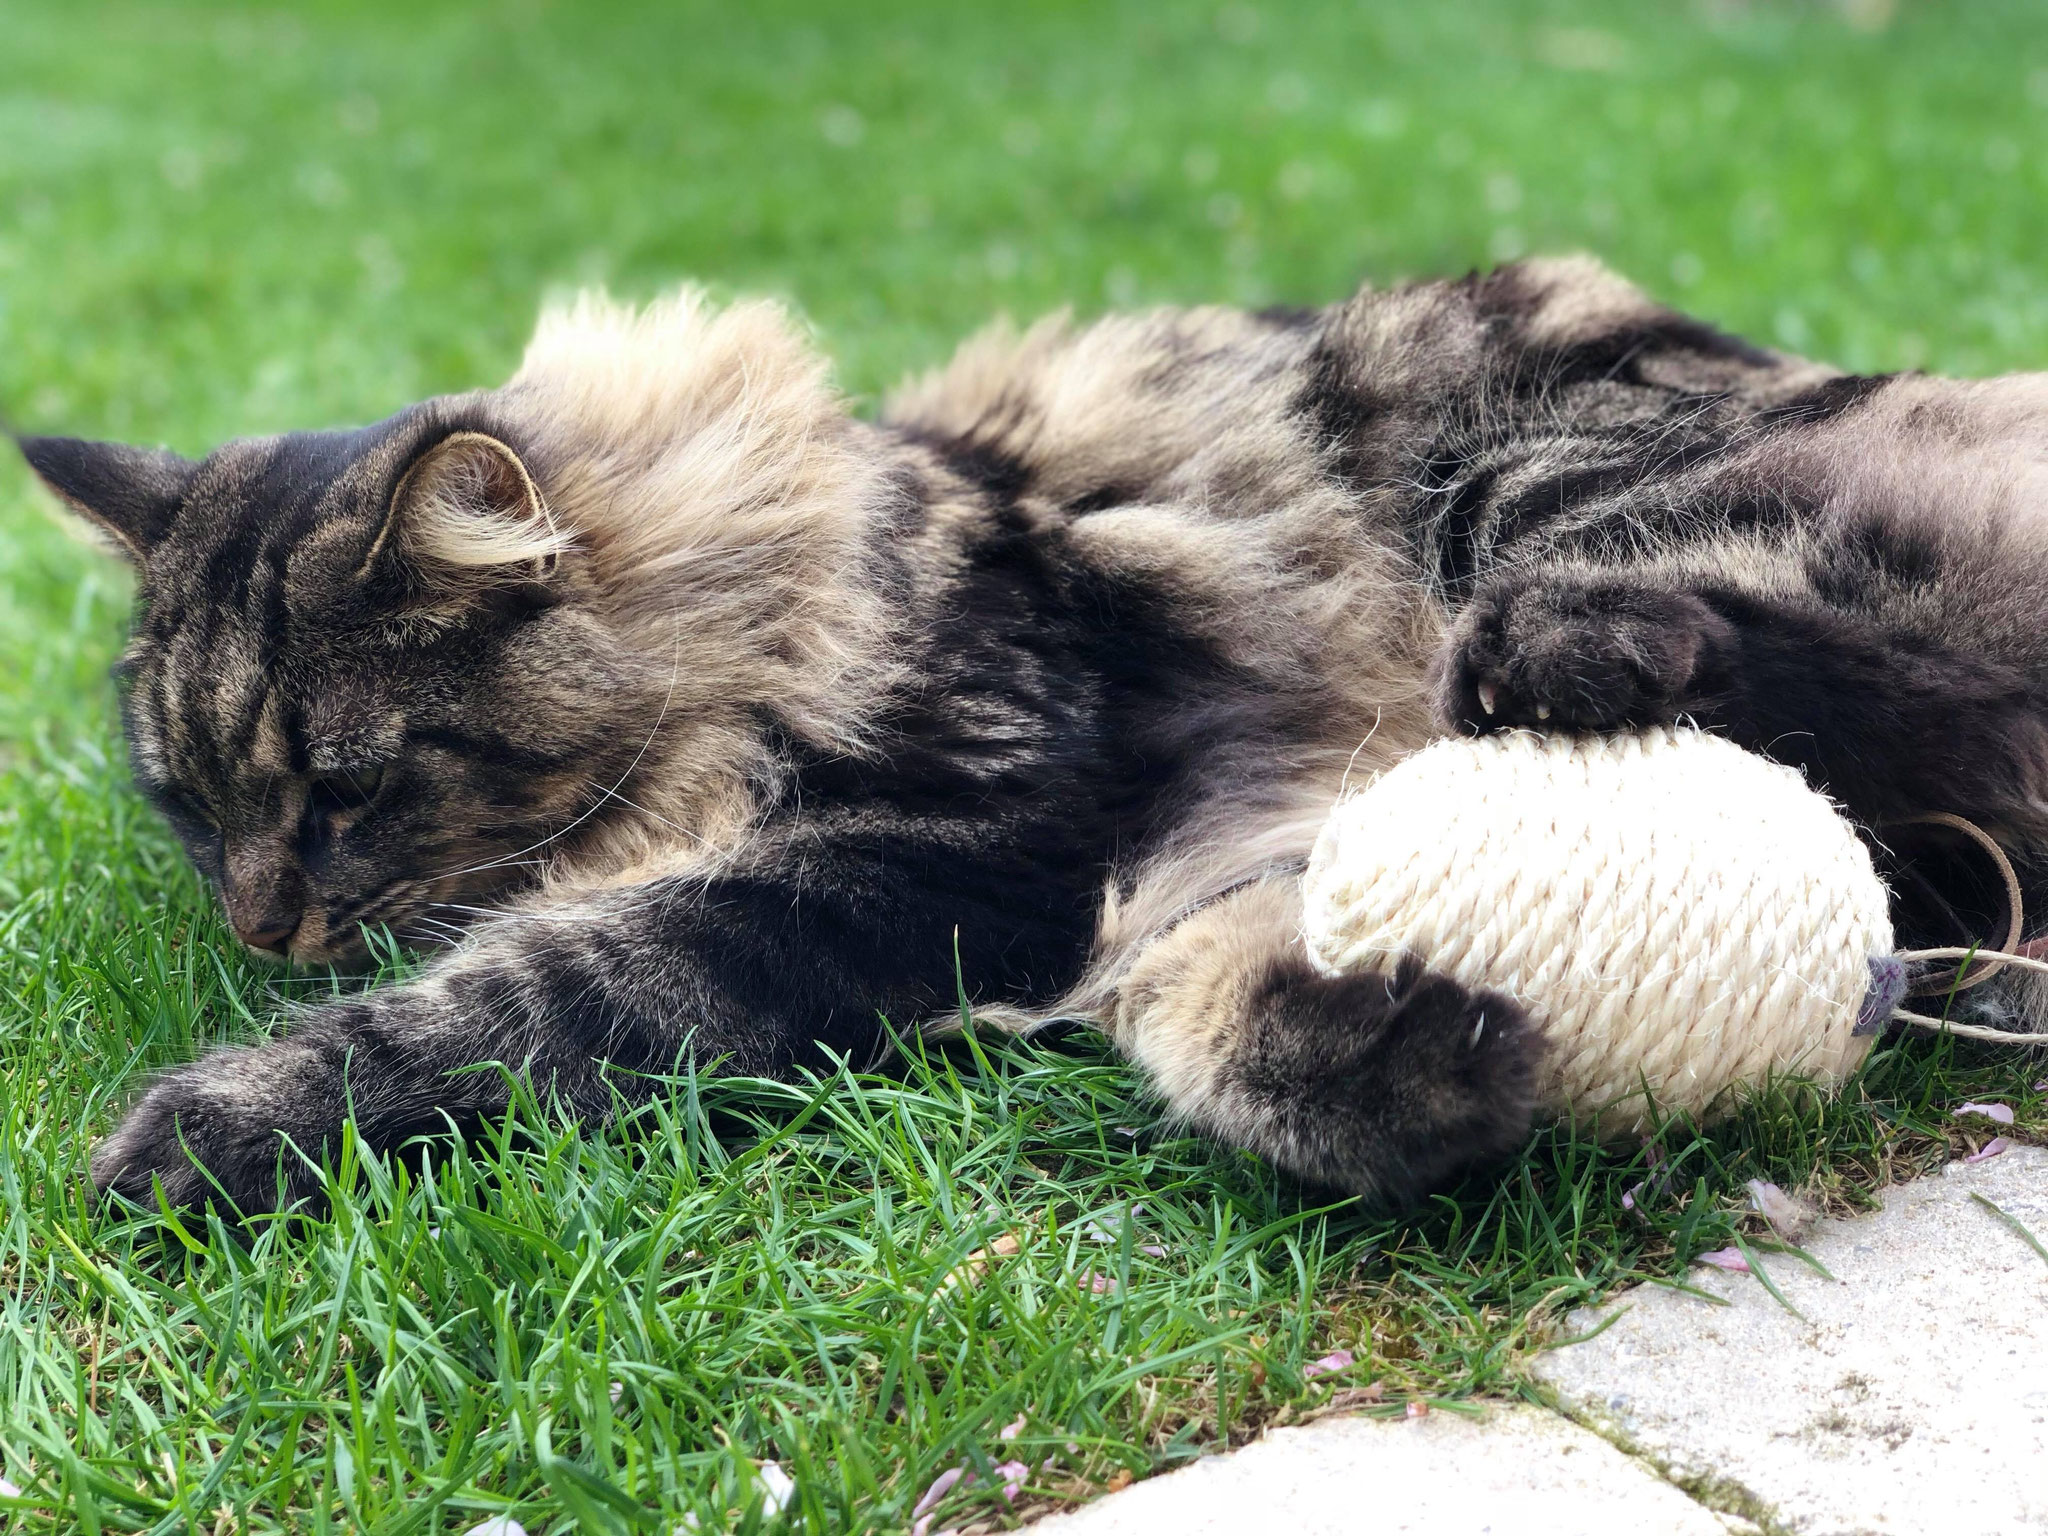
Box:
left=1437, top=576, right=1733, bottom=734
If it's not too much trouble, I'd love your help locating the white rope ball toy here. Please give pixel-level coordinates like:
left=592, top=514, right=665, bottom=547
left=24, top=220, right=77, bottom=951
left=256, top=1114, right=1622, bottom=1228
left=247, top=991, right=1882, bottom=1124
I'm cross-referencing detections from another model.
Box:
left=1301, top=726, right=2038, bottom=1136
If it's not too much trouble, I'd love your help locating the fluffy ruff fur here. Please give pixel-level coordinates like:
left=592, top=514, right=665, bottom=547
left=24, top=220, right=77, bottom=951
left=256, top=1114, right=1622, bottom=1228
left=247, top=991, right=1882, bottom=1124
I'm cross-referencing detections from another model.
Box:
left=23, top=255, right=2048, bottom=1216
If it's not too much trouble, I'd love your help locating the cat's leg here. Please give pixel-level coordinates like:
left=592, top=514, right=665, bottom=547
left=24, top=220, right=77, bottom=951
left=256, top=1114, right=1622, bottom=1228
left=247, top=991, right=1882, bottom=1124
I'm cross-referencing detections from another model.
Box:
left=1107, top=879, right=1545, bottom=1205
left=1436, top=554, right=2048, bottom=829
left=90, top=864, right=923, bottom=1213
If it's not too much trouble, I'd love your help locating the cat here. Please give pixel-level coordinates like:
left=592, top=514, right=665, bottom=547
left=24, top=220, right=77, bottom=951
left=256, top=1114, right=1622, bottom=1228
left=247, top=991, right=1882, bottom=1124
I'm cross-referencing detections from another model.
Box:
left=22, top=255, right=2048, bottom=1216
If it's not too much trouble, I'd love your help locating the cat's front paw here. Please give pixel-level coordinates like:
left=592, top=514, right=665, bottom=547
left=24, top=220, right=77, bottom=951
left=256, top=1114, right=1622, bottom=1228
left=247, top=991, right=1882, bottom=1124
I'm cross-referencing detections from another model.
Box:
left=1248, top=955, right=1547, bottom=1207
left=91, top=1043, right=331, bottom=1214
left=1344, top=957, right=1547, bottom=1199
left=1437, top=577, right=1733, bottom=734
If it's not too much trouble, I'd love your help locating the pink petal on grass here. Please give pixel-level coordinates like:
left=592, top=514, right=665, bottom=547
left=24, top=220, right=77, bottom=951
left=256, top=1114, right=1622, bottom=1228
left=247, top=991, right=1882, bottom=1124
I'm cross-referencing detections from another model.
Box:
left=1956, top=1102, right=2016, bottom=1125
left=1745, top=1179, right=1818, bottom=1243
left=1082, top=1204, right=1149, bottom=1243
left=0, top=1475, right=18, bottom=1500
left=1302, top=1349, right=1355, bottom=1380
left=1138, top=1243, right=1168, bottom=1258
left=993, top=1460, right=1030, bottom=1503
left=1694, top=1247, right=1751, bottom=1273
left=999, top=1413, right=1027, bottom=1441
left=911, top=1467, right=968, bottom=1521
left=1405, top=1400, right=1429, bottom=1419
left=1966, top=1137, right=2013, bottom=1164
left=2033, top=1081, right=2047, bottom=1093
left=1081, top=1271, right=1118, bottom=1294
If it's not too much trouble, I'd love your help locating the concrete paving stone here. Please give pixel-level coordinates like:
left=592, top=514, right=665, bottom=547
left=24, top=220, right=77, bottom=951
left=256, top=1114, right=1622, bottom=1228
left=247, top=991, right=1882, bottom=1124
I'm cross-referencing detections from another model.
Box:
left=1030, top=1402, right=1753, bottom=1535
left=1533, top=1146, right=2048, bottom=1536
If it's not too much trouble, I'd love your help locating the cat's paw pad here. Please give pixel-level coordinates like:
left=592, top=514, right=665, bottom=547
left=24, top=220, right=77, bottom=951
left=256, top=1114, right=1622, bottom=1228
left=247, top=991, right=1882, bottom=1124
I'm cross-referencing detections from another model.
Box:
left=1437, top=578, right=1731, bottom=733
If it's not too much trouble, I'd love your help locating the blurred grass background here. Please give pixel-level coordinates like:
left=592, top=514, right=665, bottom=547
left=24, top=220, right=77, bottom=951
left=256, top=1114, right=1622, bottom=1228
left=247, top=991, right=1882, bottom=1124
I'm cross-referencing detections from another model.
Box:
left=3, top=1, right=2047, bottom=1531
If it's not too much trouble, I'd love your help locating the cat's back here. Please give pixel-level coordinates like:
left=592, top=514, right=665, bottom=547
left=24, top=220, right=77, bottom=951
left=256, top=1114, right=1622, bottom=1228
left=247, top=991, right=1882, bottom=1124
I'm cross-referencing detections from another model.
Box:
left=880, top=256, right=1828, bottom=533
left=880, top=299, right=1333, bottom=521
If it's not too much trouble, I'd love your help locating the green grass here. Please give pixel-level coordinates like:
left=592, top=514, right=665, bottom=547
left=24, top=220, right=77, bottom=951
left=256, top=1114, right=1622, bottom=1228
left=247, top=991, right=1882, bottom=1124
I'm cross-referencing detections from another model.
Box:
left=3, top=0, right=2048, bottom=1530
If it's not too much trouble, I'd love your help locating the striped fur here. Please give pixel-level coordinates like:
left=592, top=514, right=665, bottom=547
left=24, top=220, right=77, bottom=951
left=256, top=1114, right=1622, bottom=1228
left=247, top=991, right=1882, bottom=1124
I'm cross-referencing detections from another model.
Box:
left=22, top=255, right=2048, bottom=1213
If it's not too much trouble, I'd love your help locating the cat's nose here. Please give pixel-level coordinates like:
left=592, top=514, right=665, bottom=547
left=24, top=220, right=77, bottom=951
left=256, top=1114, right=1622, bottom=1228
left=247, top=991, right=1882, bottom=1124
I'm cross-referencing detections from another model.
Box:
left=232, top=915, right=300, bottom=954
left=221, top=849, right=306, bottom=956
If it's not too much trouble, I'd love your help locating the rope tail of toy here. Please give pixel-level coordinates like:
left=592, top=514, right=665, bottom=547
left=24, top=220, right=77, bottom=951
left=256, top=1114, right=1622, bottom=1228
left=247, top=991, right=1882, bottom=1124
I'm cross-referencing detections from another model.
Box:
left=1891, top=947, right=2048, bottom=1042
left=1889, top=813, right=2048, bottom=1044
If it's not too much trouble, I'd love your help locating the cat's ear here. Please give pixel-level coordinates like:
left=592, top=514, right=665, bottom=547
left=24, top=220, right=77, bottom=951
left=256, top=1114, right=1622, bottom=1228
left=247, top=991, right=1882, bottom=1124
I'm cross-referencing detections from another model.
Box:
left=16, top=435, right=198, bottom=565
left=363, top=430, right=568, bottom=595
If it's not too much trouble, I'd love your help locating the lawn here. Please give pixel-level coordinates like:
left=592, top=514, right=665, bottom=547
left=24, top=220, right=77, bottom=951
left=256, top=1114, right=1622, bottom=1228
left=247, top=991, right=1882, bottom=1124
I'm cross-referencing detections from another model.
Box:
left=2, top=0, right=2046, bottom=1530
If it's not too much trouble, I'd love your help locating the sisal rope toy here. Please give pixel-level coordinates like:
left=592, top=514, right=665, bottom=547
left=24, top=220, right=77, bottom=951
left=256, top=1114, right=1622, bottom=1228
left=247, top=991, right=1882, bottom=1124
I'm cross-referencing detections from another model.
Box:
left=1301, top=726, right=2048, bottom=1135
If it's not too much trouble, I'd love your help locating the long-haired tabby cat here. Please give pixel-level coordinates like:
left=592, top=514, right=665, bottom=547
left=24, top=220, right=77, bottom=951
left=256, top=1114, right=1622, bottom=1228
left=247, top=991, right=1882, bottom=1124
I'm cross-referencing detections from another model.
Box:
left=22, top=255, right=2048, bottom=1214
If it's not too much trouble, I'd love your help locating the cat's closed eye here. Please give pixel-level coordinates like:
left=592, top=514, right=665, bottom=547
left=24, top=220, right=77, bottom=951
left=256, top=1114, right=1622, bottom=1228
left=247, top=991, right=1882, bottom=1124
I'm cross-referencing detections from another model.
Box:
left=305, top=765, right=387, bottom=827
left=155, top=785, right=222, bottom=851
left=166, top=787, right=219, bottom=832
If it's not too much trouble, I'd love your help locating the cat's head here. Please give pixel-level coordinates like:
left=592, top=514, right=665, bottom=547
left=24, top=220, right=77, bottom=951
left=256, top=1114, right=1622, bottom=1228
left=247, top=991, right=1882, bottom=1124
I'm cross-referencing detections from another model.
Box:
left=20, top=408, right=673, bottom=965
left=20, top=292, right=900, bottom=968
